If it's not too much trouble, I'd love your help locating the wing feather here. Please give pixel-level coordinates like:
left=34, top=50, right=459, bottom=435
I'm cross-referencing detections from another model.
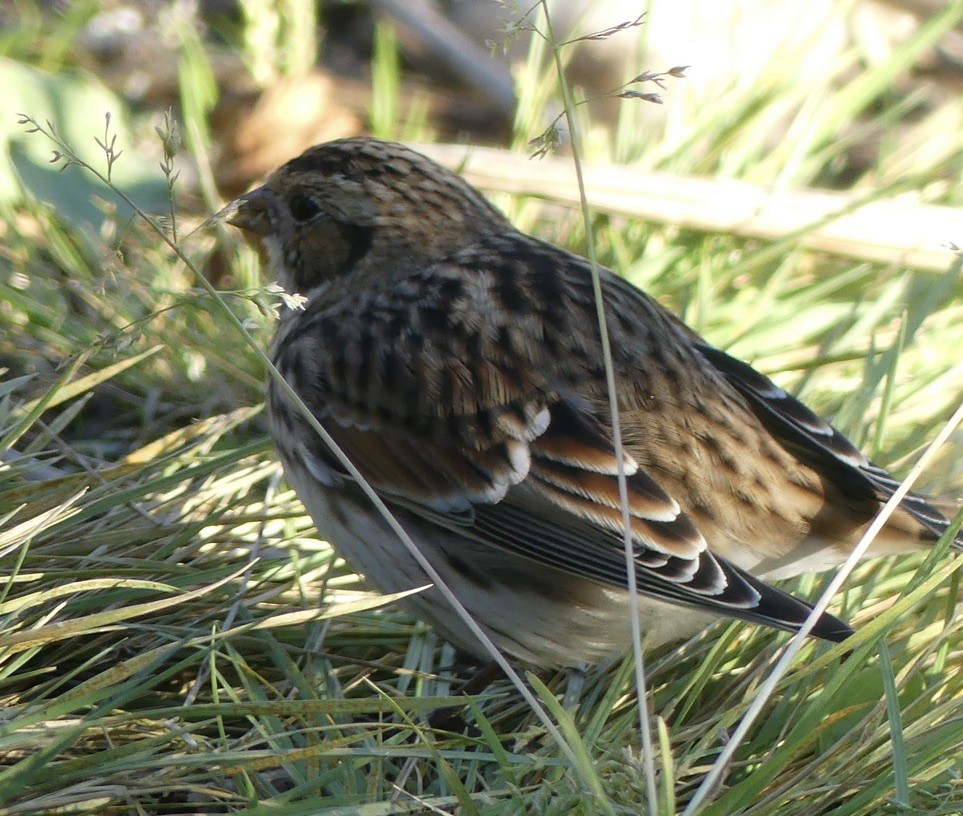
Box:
left=695, top=342, right=961, bottom=549
left=293, top=390, right=853, bottom=641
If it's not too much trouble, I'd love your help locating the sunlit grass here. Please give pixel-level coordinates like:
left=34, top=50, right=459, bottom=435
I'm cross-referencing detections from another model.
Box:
left=0, top=1, right=961, bottom=814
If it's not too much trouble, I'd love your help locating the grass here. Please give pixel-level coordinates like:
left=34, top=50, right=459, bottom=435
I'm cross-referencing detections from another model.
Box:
left=1, top=1, right=962, bottom=813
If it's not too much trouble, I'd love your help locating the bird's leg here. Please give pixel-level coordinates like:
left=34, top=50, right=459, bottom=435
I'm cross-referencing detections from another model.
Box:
left=428, top=660, right=505, bottom=732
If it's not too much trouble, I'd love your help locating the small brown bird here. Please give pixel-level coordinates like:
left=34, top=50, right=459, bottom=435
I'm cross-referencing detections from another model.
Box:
left=228, top=138, right=961, bottom=669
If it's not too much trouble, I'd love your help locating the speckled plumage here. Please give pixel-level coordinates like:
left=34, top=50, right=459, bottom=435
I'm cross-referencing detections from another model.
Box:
left=229, top=138, right=961, bottom=668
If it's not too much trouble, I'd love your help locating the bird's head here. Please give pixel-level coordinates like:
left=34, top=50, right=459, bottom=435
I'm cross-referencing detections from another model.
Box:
left=227, top=138, right=509, bottom=295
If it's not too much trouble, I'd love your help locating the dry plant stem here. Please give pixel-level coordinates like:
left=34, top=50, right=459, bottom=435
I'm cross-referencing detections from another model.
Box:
left=19, top=121, right=596, bottom=792
left=682, top=396, right=963, bottom=815
left=539, top=3, right=660, bottom=812
left=415, top=143, right=961, bottom=274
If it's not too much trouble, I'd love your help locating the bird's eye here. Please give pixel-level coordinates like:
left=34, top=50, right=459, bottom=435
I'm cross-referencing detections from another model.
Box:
left=288, top=194, right=322, bottom=222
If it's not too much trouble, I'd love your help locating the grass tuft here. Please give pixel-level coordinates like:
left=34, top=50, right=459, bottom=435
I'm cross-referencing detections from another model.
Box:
left=0, top=2, right=961, bottom=813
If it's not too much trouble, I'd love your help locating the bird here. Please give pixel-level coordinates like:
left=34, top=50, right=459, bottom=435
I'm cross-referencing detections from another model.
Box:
left=227, top=137, right=961, bottom=669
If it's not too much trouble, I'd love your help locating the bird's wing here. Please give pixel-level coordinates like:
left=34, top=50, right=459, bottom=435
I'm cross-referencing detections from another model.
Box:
left=442, top=397, right=854, bottom=640
left=297, top=393, right=851, bottom=640
left=278, top=265, right=853, bottom=640
left=693, top=342, right=961, bottom=549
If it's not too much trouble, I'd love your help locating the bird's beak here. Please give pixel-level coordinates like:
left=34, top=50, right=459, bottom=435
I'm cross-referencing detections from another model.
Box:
left=225, top=187, right=274, bottom=236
